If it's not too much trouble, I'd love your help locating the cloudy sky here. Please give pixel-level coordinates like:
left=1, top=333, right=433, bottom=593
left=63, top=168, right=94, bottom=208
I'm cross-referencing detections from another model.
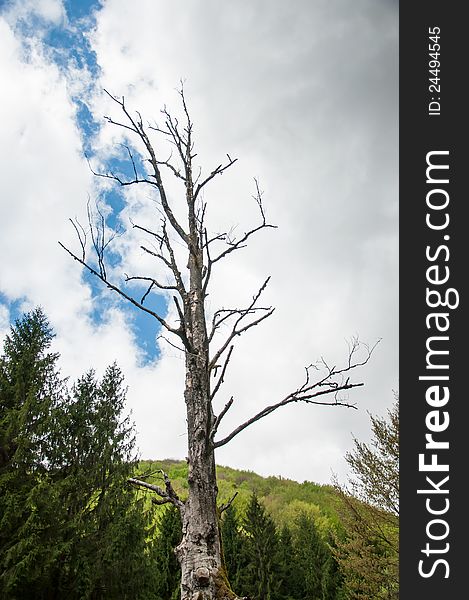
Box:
left=0, top=0, right=398, bottom=484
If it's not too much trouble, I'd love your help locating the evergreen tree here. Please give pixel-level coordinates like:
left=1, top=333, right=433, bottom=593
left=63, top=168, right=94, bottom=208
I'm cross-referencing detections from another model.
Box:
left=153, top=505, right=182, bottom=600
left=50, top=365, right=157, bottom=599
left=277, top=523, right=302, bottom=600
left=0, top=310, right=160, bottom=599
left=289, top=512, right=344, bottom=600
left=0, top=308, right=61, bottom=471
left=241, top=494, right=281, bottom=600
left=0, top=309, right=66, bottom=597
left=221, top=504, right=245, bottom=596
left=294, top=512, right=326, bottom=599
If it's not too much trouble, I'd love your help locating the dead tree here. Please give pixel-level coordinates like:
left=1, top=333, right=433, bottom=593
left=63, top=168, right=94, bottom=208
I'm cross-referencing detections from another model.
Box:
left=60, top=87, right=376, bottom=600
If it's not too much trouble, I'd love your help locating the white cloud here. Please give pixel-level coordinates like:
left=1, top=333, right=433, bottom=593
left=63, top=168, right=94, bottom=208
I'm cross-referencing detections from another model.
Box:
left=85, top=0, right=398, bottom=483
left=0, top=17, right=89, bottom=312
left=0, top=14, right=149, bottom=390
left=3, top=0, right=66, bottom=28
left=1, top=0, right=398, bottom=484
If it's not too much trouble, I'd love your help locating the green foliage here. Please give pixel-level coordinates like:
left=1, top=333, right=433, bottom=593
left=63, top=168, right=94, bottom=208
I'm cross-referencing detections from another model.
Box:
left=139, top=459, right=343, bottom=527
left=220, top=497, right=345, bottom=600
left=241, top=494, right=281, bottom=600
left=153, top=505, right=182, bottom=600
left=333, top=396, right=399, bottom=600
left=0, top=309, right=65, bottom=597
left=220, top=504, right=244, bottom=595
left=277, top=524, right=302, bottom=600
left=0, top=310, right=160, bottom=599
left=292, top=512, right=344, bottom=600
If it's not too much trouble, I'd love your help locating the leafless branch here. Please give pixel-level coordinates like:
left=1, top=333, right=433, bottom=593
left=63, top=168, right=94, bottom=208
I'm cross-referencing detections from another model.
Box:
left=210, top=179, right=277, bottom=265
left=219, top=491, right=238, bottom=514
left=151, top=497, right=173, bottom=506
left=152, top=150, right=185, bottom=181
left=128, top=471, right=184, bottom=509
left=125, top=274, right=178, bottom=292
left=58, top=240, right=190, bottom=349
left=172, top=295, right=185, bottom=325
left=158, top=334, right=187, bottom=354
left=140, top=280, right=154, bottom=304
left=210, top=396, right=234, bottom=441
left=161, top=469, right=183, bottom=506
left=208, top=306, right=272, bottom=344
left=194, top=154, right=238, bottom=202
left=103, top=89, right=190, bottom=245
left=161, top=220, right=187, bottom=296
left=213, top=341, right=379, bottom=449
left=132, top=222, right=186, bottom=298
left=86, top=152, right=157, bottom=189
left=69, top=217, right=87, bottom=262
left=203, top=232, right=228, bottom=249
left=210, top=345, right=234, bottom=400
left=209, top=277, right=274, bottom=370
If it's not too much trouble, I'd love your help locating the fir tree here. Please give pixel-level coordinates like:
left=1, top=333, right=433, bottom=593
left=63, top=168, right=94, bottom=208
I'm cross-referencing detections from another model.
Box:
left=0, top=309, right=66, bottom=597
left=241, top=494, right=281, bottom=600
left=221, top=503, right=245, bottom=596
left=294, top=512, right=326, bottom=599
left=153, top=505, right=182, bottom=600
left=0, top=310, right=160, bottom=599
left=277, top=523, right=302, bottom=600
left=50, top=365, right=157, bottom=599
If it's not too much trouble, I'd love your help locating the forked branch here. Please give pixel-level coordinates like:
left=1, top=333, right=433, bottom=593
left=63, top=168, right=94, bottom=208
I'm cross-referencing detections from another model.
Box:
left=209, top=277, right=274, bottom=371
left=210, top=179, right=277, bottom=265
left=194, top=154, right=238, bottom=201
left=128, top=470, right=184, bottom=509
left=102, top=89, right=190, bottom=245
left=219, top=491, right=239, bottom=514
left=210, top=396, right=235, bottom=441
left=59, top=239, right=188, bottom=343
left=213, top=340, right=379, bottom=449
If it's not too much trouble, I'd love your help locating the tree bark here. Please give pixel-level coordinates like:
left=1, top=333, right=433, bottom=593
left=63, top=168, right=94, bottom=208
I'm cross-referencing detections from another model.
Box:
left=175, top=245, right=239, bottom=600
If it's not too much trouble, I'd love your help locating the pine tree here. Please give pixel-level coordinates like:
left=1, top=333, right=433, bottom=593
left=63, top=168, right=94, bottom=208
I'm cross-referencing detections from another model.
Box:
left=241, top=494, right=281, bottom=600
left=221, top=504, right=245, bottom=596
left=277, top=523, right=302, bottom=600
left=153, top=505, right=182, bottom=600
left=0, top=310, right=160, bottom=599
left=0, top=309, right=66, bottom=597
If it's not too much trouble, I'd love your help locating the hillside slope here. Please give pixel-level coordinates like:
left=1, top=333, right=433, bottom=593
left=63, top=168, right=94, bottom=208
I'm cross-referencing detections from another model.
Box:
left=138, top=459, right=343, bottom=531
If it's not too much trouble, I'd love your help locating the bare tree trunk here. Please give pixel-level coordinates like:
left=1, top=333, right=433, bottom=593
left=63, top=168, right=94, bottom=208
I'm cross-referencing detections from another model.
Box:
left=177, top=441, right=233, bottom=599
left=61, top=86, right=375, bottom=600
left=175, top=198, right=238, bottom=599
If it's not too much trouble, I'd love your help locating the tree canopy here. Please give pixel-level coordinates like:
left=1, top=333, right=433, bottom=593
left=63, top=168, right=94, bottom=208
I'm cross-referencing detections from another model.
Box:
left=333, top=396, right=399, bottom=599
left=0, top=309, right=159, bottom=599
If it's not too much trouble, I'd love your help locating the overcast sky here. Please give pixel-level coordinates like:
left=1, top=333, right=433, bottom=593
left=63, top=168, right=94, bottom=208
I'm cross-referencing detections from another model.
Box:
left=0, top=0, right=398, bottom=484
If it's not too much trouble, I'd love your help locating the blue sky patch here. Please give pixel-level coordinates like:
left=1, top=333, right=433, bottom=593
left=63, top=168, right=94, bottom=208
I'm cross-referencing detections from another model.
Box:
left=1, top=0, right=166, bottom=365
left=64, top=0, right=102, bottom=22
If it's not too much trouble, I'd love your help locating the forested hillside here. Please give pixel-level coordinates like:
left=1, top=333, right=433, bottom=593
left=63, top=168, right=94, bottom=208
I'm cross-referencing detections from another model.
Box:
left=140, top=459, right=342, bottom=525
